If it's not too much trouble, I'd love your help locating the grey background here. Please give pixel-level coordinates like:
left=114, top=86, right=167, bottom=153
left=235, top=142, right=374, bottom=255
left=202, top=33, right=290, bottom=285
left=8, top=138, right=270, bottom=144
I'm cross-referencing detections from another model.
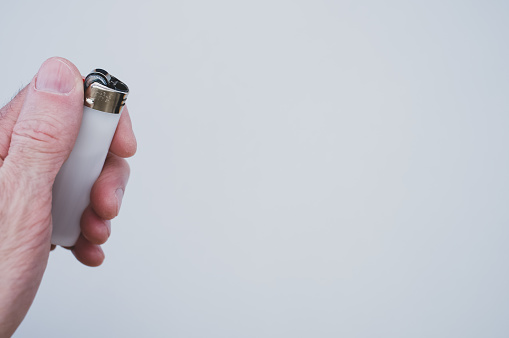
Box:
left=1, top=0, right=509, bottom=337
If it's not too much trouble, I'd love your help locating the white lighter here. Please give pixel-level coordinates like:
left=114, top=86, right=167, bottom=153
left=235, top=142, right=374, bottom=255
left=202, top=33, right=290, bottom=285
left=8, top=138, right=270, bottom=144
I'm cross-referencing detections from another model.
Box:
left=51, top=69, right=129, bottom=247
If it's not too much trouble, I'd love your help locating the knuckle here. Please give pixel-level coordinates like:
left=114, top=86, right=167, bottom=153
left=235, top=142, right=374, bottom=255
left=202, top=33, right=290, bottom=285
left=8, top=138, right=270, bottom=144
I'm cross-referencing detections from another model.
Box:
left=12, top=118, right=65, bottom=152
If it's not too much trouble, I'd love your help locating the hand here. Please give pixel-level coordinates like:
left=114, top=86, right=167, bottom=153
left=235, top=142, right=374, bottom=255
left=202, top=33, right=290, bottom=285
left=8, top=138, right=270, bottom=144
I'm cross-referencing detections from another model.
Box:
left=0, top=57, right=136, bottom=337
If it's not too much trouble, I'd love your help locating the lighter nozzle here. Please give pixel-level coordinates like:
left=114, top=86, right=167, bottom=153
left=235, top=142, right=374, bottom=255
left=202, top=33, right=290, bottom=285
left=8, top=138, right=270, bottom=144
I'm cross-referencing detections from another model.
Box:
left=84, top=69, right=128, bottom=114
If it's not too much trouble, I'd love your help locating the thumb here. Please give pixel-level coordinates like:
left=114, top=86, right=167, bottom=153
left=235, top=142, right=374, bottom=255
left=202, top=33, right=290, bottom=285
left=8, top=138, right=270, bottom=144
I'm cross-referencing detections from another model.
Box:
left=3, top=57, right=84, bottom=190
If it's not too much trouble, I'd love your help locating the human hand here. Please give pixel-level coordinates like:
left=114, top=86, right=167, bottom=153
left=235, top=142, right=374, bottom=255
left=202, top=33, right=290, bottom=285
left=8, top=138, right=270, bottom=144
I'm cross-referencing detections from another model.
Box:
left=0, top=57, right=136, bottom=337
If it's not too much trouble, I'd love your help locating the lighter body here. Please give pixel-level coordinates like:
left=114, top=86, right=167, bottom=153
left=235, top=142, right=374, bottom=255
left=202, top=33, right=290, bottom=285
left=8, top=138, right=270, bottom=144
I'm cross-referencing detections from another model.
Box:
left=51, top=69, right=128, bottom=246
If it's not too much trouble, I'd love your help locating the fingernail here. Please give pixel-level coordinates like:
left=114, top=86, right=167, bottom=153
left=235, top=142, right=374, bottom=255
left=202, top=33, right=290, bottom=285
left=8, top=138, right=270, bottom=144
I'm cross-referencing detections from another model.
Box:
left=115, top=189, right=124, bottom=216
left=35, top=58, right=75, bottom=94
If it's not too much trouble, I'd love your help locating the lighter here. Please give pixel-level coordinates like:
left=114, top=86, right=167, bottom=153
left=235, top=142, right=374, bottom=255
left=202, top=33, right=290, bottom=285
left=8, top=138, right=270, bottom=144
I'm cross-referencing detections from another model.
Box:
left=51, top=69, right=129, bottom=246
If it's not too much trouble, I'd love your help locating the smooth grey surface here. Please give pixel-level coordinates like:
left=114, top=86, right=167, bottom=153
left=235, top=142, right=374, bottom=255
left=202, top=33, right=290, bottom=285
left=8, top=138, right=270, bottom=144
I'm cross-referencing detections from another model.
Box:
left=2, top=0, right=509, bottom=337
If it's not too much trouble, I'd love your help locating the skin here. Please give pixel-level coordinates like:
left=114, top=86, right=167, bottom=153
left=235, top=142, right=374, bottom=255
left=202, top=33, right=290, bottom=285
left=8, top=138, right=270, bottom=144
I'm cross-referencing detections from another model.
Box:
left=0, top=57, right=136, bottom=337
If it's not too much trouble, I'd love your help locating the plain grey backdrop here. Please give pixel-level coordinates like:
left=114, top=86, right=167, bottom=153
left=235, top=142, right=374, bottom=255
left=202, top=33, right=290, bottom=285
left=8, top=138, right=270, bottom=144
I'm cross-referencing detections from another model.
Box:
left=1, top=0, right=509, bottom=337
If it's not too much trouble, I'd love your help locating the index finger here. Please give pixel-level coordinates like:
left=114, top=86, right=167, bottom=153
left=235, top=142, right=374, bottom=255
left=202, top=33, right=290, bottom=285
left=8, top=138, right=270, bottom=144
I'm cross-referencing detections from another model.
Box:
left=109, top=106, right=137, bottom=158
